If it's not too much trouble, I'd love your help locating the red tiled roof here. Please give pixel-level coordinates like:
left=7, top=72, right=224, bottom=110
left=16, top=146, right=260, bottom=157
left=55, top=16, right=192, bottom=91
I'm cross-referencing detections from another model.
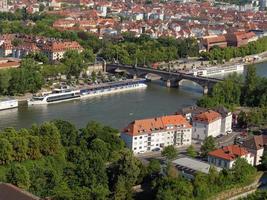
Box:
left=124, top=115, right=191, bottom=136
left=194, top=110, right=221, bottom=123
left=208, top=145, right=249, bottom=161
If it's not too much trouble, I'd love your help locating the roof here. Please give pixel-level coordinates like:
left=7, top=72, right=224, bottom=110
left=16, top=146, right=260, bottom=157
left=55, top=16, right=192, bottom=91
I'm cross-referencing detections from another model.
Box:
left=0, top=183, right=41, bottom=200
left=124, top=115, right=191, bottom=136
left=208, top=145, right=249, bottom=161
left=193, top=110, right=221, bottom=123
left=214, top=106, right=231, bottom=118
left=242, top=135, right=267, bottom=150
left=172, top=157, right=222, bottom=174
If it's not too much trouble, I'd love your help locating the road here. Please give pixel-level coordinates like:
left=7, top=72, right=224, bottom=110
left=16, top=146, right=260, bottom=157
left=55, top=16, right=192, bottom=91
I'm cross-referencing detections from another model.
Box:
left=136, top=132, right=240, bottom=164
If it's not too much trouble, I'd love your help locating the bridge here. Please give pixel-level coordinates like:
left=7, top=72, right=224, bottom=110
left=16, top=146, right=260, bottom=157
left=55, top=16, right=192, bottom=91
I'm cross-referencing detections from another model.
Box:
left=106, top=64, right=223, bottom=94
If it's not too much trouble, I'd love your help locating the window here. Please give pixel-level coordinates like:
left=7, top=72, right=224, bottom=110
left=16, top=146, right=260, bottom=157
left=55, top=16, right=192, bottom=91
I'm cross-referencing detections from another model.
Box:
left=139, top=147, right=142, bottom=149
left=134, top=147, right=137, bottom=150
left=139, top=136, right=143, bottom=139
left=134, top=137, right=137, bottom=140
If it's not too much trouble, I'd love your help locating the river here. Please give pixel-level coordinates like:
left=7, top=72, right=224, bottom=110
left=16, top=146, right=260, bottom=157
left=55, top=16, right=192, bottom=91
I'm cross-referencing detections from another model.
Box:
left=0, top=62, right=266, bottom=130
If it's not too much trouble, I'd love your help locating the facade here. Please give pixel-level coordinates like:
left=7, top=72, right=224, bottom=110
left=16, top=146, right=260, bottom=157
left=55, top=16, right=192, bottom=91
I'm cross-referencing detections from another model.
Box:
left=121, top=115, right=192, bottom=154
left=214, top=106, right=232, bottom=134
left=192, top=110, right=222, bottom=140
left=42, top=41, right=83, bottom=61
left=0, top=42, right=13, bottom=57
left=202, top=35, right=227, bottom=51
left=208, top=145, right=255, bottom=169
left=242, top=135, right=267, bottom=166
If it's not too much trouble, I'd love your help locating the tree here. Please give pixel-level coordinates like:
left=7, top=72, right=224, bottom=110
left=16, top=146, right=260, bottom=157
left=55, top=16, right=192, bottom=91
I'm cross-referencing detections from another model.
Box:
left=186, top=145, right=197, bottom=158
left=161, top=145, right=178, bottom=160
left=231, top=158, right=256, bottom=183
left=200, top=136, right=216, bottom=157
left=62, top=50, right=85, bottom=78
left=109, top=150, right=141, bottom=199
left=243, top=65, right=258, bottom=106
left=6, top=164, right=30, bottom=190
left=27, top=135, right=41, bottom=160
left=53, top=120, right=78, bottom=147
left=0, top=138, right=13, bottom=164
left=261, top=151, right=267, bottom=170
left=10, top=137, right=28, bottom=162
left=38, top=122, right=61, bottom=156
left=82, top=48, right=95, bottom=63
left=147, top=159, right=161, bottom=176
left=155, top=176, right=194, bottom=200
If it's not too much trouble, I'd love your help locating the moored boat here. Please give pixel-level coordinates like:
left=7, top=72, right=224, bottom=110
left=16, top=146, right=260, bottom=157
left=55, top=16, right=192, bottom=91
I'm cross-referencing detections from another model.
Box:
left=0, top=98, right=18, bottom=111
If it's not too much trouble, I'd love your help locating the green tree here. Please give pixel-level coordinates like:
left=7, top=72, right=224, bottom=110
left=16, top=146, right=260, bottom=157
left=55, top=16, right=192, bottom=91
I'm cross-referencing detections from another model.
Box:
left=243, top=65, right=258, bottom=106
left=38, top=122, right=61, bottom=156
left=155, top=176, right=194, bottom=200
left=0, top=138, right=13, bottom=164
left=161, top=145, right=178, bottom=160
left=10, top=137, right=28, bottom=162
left=27, top=135, right=41, bottom=160
left=62, top=50, right=85, bottom=78
left=6, top=164, right=30, bottom=190
left=201, top=136, right=216, bottom=157
left=147, top=159, right=161, bottom=176
left=53, top=120, right=78, bottom=147
left=109, top=150, right=141, bottom=199
left=186, top=145, right=197, bottom=158
left=231, top=158, right=256, bottom=183
left=82, top=48, right=95, bottom=63
left=261, top=151, right=267, bottom=169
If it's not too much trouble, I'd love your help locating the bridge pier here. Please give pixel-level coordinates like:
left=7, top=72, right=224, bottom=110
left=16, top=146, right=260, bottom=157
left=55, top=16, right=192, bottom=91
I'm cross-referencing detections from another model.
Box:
left=166, top=79, right=178, bottom=88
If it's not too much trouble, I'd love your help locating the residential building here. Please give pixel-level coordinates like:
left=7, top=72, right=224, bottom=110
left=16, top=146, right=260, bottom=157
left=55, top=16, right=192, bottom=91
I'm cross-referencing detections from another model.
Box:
left=172, top=157, right=222, bottom=179
left=242, top=135, right=267, bottom=166
left=214, top=106, right=232, bottom=134
left=192, top=110, right=222, bottom=140
left=208, top=145, right=255, bottom=169
left=202, top=35, right=227, bottom=51
left=226, top=31, right=257, bottom=47
left=42, top=41, right=83, bottom=61
left=121, top=115, right=192, bottom=154
left=0, top=42, right=13, bottom=57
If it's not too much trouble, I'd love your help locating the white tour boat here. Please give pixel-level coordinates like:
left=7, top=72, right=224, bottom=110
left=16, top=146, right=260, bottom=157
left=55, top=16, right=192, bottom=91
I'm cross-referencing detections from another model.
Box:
left=0, top=98, right=18, bottom=111
left=28, top=87, right=81, bottom=105
left=80, top=79, right=147, bottom=98
left=191, top=64, right=244, bottom=77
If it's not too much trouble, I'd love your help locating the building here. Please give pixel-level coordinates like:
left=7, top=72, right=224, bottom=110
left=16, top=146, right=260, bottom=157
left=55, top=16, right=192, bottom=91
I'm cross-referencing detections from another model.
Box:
left=0, top=0, right=8, bottom=12
left=172, top=157, right=222, bottom=179
left=0, top=58, right=20, bottom=70
left=0, top=42, right=13, bottom=57
left=192, top=110, right=222, bottom=140
left=12, top=43, right=40, bottom=59
left=226, top=32, right=257, bottom=48
left=214, top=106, right=232, bottom=134
left=202, top=35, right=227, bottom=51
left=42, top=41, right=83, bottom=61
left=0, top=183, right=42, bottom=200
left=208, top=145, right=255, bottom=169
left=121, top=115, right=192, bottom=154
left=242, top=135, right=267, bottom=166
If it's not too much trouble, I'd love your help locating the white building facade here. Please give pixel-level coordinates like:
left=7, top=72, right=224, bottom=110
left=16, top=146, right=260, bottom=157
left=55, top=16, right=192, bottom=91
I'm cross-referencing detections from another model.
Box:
left=208, top=145, right=255, bottom=169
left=121, top=115, right=192, bottom=154
left=192, top=110, right=222, bottom=140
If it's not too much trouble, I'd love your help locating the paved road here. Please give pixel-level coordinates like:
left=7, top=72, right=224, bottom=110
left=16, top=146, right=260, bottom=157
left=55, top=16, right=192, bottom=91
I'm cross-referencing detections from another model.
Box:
left=136, top=132, right=239, bottom=164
